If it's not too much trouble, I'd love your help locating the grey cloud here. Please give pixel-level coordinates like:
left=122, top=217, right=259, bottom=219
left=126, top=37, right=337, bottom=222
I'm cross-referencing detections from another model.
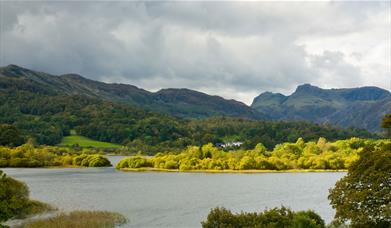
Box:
left=0, top=1, right=388, bottom=104
left=310, top=51, right=364, bottom=88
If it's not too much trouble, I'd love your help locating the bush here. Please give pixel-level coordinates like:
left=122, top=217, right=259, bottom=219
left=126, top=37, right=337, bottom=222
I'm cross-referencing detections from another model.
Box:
left=201, top=206, right=325, bottom=228
left=88, top=155, right=111, bottom=167
left=164, top=160, right=178, bottom=169
left=0, top=170, right=29, bottom=222
left=115, top=156, right=153, bottom=169
left=0, top=170, right=53, bottom=223
left=73, top=154, right=111, bottom=167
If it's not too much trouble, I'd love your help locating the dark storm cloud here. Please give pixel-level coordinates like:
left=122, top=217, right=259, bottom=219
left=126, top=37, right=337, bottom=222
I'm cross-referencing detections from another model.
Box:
left=0, top=1, right=388, bottom=104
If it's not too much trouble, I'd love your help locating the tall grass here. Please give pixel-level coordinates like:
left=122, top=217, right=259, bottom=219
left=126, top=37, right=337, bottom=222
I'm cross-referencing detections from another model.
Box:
left=19, top=211, right=127, bottom=228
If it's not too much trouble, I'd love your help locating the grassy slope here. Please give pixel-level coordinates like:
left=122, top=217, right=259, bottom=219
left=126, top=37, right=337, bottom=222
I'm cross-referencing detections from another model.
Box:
left=58, top=131, right=122, bottom=148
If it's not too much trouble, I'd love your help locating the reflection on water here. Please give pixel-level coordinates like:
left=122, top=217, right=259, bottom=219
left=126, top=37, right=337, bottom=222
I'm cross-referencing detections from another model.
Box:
left=3, top=157, right=344, bottom=228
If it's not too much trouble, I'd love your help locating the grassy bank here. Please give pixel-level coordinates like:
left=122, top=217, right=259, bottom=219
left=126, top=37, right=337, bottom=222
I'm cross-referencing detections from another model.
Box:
left=14, top=200, right=56, bottom=220
left=120, top=167, right=347, bottom=173
left=17, top=211, right=127, bottom=228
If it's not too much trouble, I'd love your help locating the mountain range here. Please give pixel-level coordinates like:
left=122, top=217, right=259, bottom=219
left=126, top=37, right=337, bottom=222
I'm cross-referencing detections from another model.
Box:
left=0, top=64, right=261, bottom=119
left=251, top=84, right=390, bottom=132
left=1, top=64, right=390, bottom=132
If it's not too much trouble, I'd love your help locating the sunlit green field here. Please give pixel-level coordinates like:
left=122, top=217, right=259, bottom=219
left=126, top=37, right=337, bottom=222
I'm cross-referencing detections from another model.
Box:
left=59, top=134, right=122, bottom=149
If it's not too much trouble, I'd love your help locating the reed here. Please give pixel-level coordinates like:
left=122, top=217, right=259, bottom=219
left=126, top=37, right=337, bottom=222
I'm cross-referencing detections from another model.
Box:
left=19, top=211, right=127, bottom=228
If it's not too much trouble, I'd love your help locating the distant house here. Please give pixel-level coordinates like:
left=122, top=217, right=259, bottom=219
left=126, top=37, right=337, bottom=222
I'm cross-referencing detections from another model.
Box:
left=215, top=141, right=243, bottom=149
left=215, top=143, right=224, bottom=148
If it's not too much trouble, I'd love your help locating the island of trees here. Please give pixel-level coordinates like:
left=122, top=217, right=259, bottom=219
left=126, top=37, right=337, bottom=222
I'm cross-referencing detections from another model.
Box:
left=116, top=137, right=390, bottom=172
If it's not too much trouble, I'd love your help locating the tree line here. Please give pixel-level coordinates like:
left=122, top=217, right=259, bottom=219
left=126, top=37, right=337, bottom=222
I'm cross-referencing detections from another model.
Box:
left=0, top=143, right=111, bottom=168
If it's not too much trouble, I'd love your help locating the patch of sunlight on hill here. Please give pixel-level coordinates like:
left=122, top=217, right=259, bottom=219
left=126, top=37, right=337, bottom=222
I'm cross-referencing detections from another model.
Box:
left=59, top=134, right=122, bottom=149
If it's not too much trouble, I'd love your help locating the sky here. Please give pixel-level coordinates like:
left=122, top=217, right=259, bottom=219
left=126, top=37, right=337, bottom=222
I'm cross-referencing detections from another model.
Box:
left=0, top=1, right=390, bottom=105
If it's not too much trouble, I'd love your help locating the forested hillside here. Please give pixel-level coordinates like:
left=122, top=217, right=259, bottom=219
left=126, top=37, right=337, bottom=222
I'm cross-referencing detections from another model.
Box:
left=0, top=64, right=262, bottom=119
left=0, top=91, right=375, bottom=154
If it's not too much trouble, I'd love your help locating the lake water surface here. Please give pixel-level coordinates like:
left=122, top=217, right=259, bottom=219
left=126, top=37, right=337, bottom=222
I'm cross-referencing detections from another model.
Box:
left=3, top=156, right=345, bottom=227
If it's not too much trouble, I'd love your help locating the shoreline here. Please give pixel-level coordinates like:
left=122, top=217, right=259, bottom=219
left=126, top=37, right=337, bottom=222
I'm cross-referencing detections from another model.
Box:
left=2, top=166, right=347, bottom=173
left=1, top=165, right=113, bottom=169
left=119, top=167, right=347, bottom=174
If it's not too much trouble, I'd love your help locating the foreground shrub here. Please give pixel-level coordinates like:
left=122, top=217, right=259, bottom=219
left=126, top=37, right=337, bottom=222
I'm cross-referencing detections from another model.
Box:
left=19, top=211, right=127, bottom=228
left=0, top=170, right=30, bottom=222
left=201, top=206, right=325, bottom=228
left=0, top=170, right=53, bottom=223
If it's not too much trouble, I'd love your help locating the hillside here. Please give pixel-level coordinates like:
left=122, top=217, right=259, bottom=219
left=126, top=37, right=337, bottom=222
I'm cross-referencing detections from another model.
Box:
left=251, top=84, right=391, bottom=132
left=0, top=65, right=377, bottom=153
left=0, top=64, right=262, bottom=119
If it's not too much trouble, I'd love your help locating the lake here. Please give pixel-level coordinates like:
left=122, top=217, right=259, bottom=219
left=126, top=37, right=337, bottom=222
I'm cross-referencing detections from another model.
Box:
left=3, top=156, right=345, bottom=227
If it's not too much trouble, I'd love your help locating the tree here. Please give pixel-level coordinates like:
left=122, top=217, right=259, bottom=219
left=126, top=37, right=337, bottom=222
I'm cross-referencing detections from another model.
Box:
left=328, top=142, right=391, bottom=227
left=381, top=113, right=391, bottom=138
left=0, top=125, right=25, bottom=147
left=0, top=170, right=29, bottom=222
